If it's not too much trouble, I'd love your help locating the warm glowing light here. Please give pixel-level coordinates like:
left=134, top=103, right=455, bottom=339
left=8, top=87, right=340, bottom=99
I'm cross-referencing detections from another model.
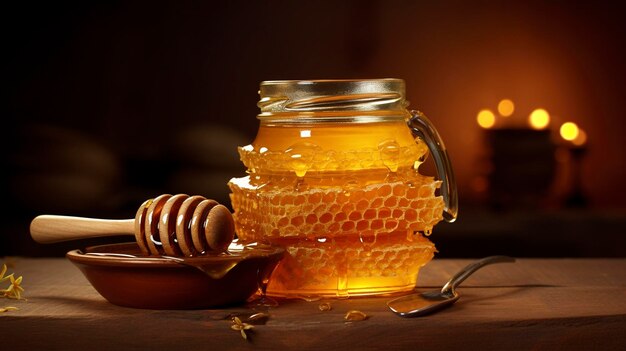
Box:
left=572, top=129, right=587, bottom=146
left=528, top=109, right=550, bottom=130
left=300, top=130, right=312, bottom=138
left=560, top=122, right=579, bottom=141
left=497, top=99, right=515, bottom=117
left=477, top=109, right=496, bottom=129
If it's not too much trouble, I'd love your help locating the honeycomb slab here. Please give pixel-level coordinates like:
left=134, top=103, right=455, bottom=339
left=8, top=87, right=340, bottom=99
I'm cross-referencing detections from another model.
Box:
left=228, top=170, right=443, bottom=297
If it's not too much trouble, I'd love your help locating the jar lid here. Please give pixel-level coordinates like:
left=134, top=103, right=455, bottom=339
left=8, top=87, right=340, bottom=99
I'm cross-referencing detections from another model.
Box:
left=258, top=79, right=408, bottom=120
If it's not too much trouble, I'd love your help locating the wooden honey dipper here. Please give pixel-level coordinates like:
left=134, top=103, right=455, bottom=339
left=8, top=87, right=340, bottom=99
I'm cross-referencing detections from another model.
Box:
left=30, top=194, right=235, bottom=257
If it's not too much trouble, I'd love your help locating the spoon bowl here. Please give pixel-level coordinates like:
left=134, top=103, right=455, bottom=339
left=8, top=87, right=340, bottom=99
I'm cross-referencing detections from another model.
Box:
left=387, top=256, right=515, bottom=317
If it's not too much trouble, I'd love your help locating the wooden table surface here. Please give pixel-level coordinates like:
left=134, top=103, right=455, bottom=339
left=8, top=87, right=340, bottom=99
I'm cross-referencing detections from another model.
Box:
left=1, top=257, right=625, bottom=350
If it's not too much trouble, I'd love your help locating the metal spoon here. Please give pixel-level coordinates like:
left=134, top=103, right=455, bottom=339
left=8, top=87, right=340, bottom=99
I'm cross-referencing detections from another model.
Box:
left=387, top=255, right=516, bottom=317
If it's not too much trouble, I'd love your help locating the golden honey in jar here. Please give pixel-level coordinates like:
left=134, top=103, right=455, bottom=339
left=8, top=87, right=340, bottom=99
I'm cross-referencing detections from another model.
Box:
left=228, top=79, right=457, bottom=298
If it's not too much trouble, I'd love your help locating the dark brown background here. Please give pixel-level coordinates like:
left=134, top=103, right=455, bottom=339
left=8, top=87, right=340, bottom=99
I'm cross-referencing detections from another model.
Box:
left=4, top=0, right=625, bottom=257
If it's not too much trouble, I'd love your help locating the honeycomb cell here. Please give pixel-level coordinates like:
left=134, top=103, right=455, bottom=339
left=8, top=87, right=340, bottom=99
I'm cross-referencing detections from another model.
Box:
left=398, top=198, right=410, bottom=207
left=341, top=203, right=356, bottom=214
left=419, top=185, right=434, bottom=197
left=406, top=187, right=419, bottom=198
left=392, top=184, right=406, bottom=196
left=378, top=208, right=391, bottom=218
left=371, top=198, right=384, bottom=208
left=405, top=209, right=418, bottom=221
left=377, top=184, right=392, bottom=197
left=291, top=216, right=304, bottom=226
left=349, top=211, right=362, bottom=221
left=334, top=212, right=347, bottom=222
left=371, top=219, right=384, bottom=230
left=306, top=214, right=318, bottom=224
left=385, top=220, right=398, bottom=230
left=384, top=197, right=398, bottom=207
left=319, top=212, right=333, bottom=223
left=342, top=221, right=355, bottom=232
left=363, top=209, right=377, bottom=220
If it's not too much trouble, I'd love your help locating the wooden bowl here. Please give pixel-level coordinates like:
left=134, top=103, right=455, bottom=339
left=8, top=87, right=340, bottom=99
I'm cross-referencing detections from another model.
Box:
left=66, top=241, right=284, bottom=309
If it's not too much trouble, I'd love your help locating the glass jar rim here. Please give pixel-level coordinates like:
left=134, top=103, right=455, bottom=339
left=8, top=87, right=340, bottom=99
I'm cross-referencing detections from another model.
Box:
left=258, top=79, right=408, bottom=120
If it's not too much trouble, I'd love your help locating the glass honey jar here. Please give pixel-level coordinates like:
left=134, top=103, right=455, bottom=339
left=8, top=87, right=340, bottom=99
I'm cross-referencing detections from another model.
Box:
left=228, top=79, right=457, bottom=298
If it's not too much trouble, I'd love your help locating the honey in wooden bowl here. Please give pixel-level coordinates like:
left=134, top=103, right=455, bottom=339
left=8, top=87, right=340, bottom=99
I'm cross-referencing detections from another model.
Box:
left=66, top=241, right=284, bottom=309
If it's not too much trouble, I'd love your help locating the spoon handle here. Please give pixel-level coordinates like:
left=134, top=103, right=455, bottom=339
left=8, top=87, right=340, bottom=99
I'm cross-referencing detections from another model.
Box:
left=441, top=255, right=515, bottom=294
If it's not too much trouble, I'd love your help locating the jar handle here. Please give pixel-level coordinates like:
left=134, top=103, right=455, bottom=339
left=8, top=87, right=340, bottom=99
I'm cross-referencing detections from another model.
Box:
left=407, top=110, right=458, bottom=222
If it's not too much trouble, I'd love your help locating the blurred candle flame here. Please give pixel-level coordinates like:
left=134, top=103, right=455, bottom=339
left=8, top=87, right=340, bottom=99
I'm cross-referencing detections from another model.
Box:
left=528, top=108, right=550, bottom=130
left=560, top=122, right=587, bottom=146
left=477, top=109, right=496, bottom=129
left=560, top=122, right=579, bottom=141
left=497, top=99, right=515, bottom=117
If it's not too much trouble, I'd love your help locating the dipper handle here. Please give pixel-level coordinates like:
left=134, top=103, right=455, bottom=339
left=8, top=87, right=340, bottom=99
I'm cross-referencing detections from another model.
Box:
left=30, top=215, right=135, bottom=244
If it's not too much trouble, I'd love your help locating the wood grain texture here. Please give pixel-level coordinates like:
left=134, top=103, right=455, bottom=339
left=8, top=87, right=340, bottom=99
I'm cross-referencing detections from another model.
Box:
left=29, top=215, right=135, bottom=243
left=1, top=257, right=625, bottom=350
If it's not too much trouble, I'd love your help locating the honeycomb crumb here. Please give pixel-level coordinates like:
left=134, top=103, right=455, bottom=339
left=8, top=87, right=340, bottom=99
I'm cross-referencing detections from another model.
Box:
left=318, top=302, right=332, bottom=311
left=344, top=310, right=368, bottom=321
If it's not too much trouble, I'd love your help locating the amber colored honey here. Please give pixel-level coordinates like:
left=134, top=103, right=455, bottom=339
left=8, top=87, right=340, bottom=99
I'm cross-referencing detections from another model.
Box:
left=228, top=121, right=444, bottom=297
